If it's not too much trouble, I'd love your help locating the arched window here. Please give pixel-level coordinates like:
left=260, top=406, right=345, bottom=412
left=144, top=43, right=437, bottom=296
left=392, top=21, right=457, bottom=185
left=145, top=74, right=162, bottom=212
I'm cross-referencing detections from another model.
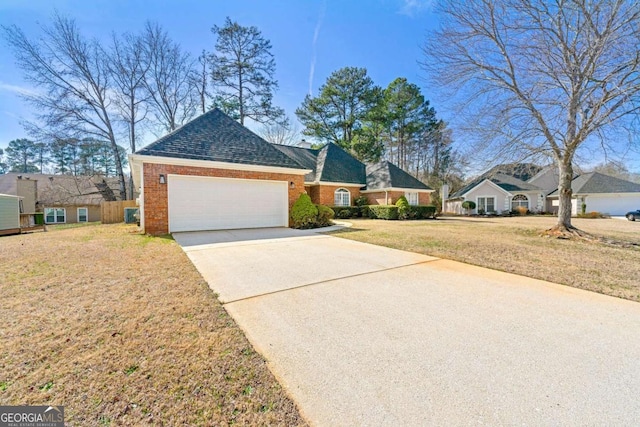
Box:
left=334, top=188, right=350, bottom=207
left=511, top=194, right=529, bottom=210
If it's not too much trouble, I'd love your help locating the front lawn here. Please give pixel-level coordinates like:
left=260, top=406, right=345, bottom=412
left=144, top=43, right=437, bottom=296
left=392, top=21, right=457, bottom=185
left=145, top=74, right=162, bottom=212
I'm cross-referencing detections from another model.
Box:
left=0, top=224, right=306, bottom=426
left=329, top=216, right=640, bottom=301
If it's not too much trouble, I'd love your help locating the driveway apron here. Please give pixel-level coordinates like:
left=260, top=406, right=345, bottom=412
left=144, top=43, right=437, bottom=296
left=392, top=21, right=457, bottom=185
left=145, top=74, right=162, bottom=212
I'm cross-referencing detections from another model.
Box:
left=174, top=228, right=640, bottom=426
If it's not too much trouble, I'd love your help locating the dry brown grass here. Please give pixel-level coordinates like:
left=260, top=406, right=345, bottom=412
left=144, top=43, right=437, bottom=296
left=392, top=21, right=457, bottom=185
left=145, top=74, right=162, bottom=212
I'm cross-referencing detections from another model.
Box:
left=0, top=224, right=306, bottom=426
left=330, top=216, right=640, bottom=302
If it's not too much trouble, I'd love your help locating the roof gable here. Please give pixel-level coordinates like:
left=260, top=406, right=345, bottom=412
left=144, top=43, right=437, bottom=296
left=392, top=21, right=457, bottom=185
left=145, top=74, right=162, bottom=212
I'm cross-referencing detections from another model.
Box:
left=549, top=172, right=640, bottom=195
left=315, top=143, right=366, bottom=185
left=136, top=109, right=303, bottom=170
left=366, top=161, right=431, bottom=191
left=451, top=164, right=544, bottom=198
left=271, top=144, right=320, bottom=182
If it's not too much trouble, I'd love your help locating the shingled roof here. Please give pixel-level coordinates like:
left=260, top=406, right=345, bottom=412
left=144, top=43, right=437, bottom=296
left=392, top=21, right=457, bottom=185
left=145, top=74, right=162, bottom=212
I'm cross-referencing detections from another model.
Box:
left=272, top=143, right=367, bottom=185
left=451, top=165, right=544, bottom=198
left=366, top=161, right=431, bottom=191
left=271, top=144, right=320, bottom=182
left=136, top=109, right=304, bottom=170
left=548, top=172, right=640, bottom=196
left=0, top=173, right=123, bottom=206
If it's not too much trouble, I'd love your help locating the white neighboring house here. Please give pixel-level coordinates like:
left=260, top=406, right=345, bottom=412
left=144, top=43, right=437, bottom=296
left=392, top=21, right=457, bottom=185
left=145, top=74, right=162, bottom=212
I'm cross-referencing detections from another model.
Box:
left=546, top=172, right=640, bottom=216
left=444, top=164, right=551, bottom=215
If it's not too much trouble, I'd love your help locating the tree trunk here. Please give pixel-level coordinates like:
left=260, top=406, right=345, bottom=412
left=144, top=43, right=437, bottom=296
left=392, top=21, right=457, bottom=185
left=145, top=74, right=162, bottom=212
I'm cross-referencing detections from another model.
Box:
left=556, top=159, right=574, bottom=230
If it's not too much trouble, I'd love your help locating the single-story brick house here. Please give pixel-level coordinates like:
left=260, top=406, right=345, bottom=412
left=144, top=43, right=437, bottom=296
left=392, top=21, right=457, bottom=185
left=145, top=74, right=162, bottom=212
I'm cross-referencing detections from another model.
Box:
left=0, top=173, right=122, bottom=224
left=129, top=109, right=433, bottom=235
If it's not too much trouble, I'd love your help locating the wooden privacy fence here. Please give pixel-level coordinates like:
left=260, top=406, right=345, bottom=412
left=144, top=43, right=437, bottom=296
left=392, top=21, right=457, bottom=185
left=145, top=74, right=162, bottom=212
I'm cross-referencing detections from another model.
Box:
left=101, top=200, right=137, bottom=224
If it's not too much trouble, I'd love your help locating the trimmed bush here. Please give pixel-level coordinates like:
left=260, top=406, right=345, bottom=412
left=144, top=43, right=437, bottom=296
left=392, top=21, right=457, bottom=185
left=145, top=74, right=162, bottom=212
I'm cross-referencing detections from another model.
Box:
left=368, top=205, right=399, bottom=220
left=461, top=200, right=476, bottom=215
left=316, top=204, right=335, bottom=226
left=332, top=206, right=354, bottom=218
left=291, top=194, right=319, bottom=229
left=354, top=195, right=369, bottom=207
left=396, top=195, right=411, bottom=220
left=410, top=205, right=437, bottom=219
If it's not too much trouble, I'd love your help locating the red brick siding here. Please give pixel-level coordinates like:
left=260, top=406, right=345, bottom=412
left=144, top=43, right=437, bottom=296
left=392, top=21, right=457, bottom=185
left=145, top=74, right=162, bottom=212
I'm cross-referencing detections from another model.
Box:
left=307, top=184, right=361, bottom=206
left=364, top=191, right=431, bottom=206
left=142, top=163, right=305, bottom=235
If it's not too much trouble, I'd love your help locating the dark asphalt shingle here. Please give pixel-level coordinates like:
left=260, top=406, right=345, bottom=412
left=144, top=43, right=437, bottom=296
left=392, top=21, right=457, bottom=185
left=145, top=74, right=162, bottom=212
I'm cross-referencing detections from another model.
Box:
left=136, top=109, right=304, bottom=170
left=366, top=162, right=432, bottom=190
left=548, top=172, right=640, bottom=195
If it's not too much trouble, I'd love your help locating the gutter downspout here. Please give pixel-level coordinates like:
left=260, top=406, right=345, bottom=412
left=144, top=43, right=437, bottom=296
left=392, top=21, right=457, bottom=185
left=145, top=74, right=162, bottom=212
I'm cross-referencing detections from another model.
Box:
left=385, top=190, right=388, bottom=205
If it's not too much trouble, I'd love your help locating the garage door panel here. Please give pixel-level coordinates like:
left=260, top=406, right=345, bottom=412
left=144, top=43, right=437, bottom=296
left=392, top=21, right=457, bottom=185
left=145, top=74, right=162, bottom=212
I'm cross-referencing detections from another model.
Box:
left=168, top=175, right=288, bottom=232
left=586, top=195, right=640, bottom=216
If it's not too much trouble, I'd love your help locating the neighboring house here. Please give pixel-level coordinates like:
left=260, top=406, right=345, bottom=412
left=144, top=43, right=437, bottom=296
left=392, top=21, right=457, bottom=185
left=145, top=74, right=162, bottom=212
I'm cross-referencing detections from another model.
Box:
left=0, top=193, right=20, bottom=236
left=445, top=163, right=551, bottom=214
left=547, top=172, right=640, bottom=216
left=129, top=108, right=433, bottom=235
left=0, top=173, right=122, bottom=224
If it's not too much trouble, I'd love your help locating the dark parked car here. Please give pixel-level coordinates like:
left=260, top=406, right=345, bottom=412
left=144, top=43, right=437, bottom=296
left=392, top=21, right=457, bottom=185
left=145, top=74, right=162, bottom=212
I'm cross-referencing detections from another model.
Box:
left=626, top=210, right=640, bottom=221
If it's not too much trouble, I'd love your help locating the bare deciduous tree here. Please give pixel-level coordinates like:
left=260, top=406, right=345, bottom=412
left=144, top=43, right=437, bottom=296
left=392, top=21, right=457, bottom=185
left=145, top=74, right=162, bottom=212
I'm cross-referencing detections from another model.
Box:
left=107, top=31, right=149, bottom=154
left=259, top=116, right=300, bottom=145
left=3, top=13, right=127, bottom=198
left=141, top=22, right=198, bottom=133
left=191, top=50, right=210, bottom=114
left=422, top=0, right=640, bottom=235
left=107, top=31, right=149, bottom=198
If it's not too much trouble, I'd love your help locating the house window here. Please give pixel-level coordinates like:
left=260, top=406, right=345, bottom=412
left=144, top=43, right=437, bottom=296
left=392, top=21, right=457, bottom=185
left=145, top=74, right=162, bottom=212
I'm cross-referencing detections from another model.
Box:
left=405, top=192, right=419, bottom=206
left=334, top=188, right=351, bottom=206
left=477, top=197, right=495, bottom=213
left=45, top=208, right=66, bottom=224
left=511, top=194, right=529, bottom=210
left=78, top=207, right=88, bottom=222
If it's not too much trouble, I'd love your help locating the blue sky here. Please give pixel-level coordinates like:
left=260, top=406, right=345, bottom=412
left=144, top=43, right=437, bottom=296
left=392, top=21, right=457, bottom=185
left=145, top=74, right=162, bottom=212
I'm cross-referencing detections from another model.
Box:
left=0, top=0, right=440, bottom=150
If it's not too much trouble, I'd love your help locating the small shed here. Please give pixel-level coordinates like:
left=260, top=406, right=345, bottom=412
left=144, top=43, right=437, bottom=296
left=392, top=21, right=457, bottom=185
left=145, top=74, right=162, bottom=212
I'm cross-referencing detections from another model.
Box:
left=0, top=193, right=21, bottom=236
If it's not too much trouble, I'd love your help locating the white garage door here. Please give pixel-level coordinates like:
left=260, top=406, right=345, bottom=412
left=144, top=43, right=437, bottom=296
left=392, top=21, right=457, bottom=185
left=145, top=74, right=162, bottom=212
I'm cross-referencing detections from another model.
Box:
left=168, top=175, right=288, bottom=232
left=585, top=194, right=640, bottom=216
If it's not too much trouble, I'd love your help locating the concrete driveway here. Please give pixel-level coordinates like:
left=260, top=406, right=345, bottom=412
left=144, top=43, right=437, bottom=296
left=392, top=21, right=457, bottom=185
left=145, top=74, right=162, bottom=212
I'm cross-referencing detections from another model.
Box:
left=174, top=228, right=640, bottom=426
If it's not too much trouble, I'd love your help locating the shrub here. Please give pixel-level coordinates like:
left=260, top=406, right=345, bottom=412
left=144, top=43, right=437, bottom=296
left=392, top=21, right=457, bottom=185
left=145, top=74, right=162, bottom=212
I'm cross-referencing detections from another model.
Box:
left=354, top=195, right=369, bottom=207
left=337, top=209, right=352, bottom=219
left=316, top=204, right=335, bottom=226
left=396, top=195, right=411, bottom=219
left=577, top=211, right=609, bottom=219
left=461, top=200, right=476, bottom=214
left=514, top=206, right=529, bottom=216
left=410, top=205, right=437, bottom=219
left=368, top=205, right=399, bottom=220
left=332, top=206, right=354, bottom=218
left=290, top=194, right=319, bottom=229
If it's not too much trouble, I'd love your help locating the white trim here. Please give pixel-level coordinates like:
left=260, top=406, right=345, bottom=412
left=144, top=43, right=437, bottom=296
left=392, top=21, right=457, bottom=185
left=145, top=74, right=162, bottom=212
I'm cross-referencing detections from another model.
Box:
left=360, top=187, right=434, bottom=193
left=306, top=181, right=365, bottom=188
left=129, top=154, right=311, bottom=176
left=476, top=196, right=497, bottom=213
left=405, top=192, right=419, bottom=206
left=334, top=187, right=351, bottom=207
left=44, top=207, right=66, bottom=224
left=547, top=191, right=640, bottom=199
left=77, top=207, right=89, bottom=223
